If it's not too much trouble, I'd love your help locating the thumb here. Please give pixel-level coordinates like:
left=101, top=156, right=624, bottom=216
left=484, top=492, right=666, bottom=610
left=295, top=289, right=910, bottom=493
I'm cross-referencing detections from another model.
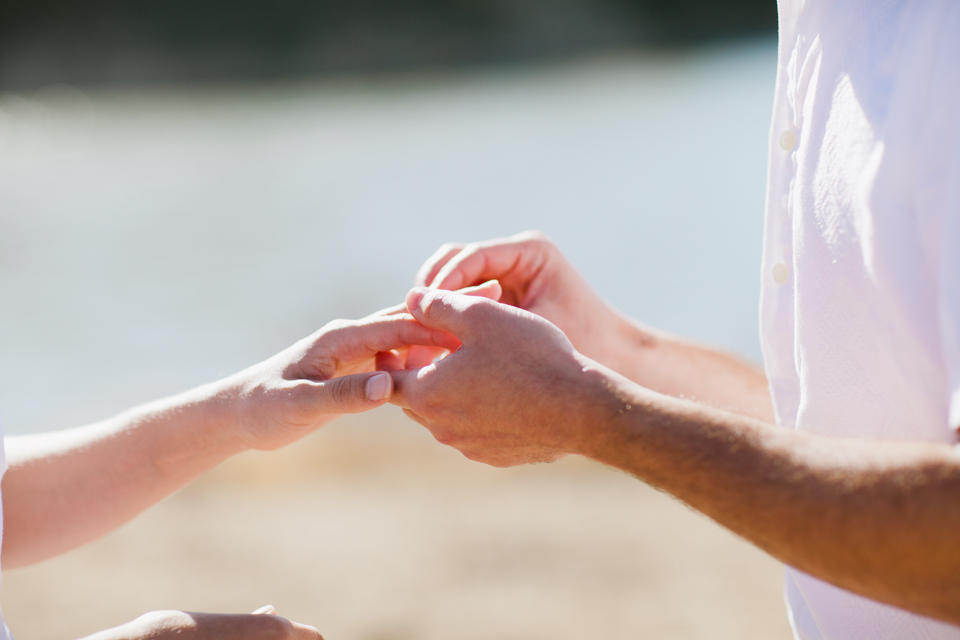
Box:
left=405, top=287, right=496, bottom=340
left=308, top=371, right=394, bottom=414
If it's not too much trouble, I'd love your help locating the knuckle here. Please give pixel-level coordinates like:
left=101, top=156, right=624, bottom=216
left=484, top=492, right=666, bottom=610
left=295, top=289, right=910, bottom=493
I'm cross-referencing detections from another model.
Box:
left=460, top=298, right=492, bottom=323
left=327, top=376, right=354, bottom=406
left=261, top=615, right=296, bottom=640
left=421, top=290, right=448, bottom=316
left=133, top=610, right=194, bottom=633
left=433, top=433, right=454, bottom=447
left=320, top=318, right=352, bottom=334
left=430, top=427, right=457, bottom=447
left=451, top=242, right=482, bottom=265
left=519, top=229, right=554, bottom=248
left=460, top=449, right=483, bottom=462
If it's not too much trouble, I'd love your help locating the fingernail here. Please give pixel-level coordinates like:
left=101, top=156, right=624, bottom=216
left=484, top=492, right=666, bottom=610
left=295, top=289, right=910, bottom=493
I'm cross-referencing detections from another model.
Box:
left=366, top=372, right=392, bottom=401
left=405, top=287, right=427, bottom=312
left=253, top=605, right=277, bottom=614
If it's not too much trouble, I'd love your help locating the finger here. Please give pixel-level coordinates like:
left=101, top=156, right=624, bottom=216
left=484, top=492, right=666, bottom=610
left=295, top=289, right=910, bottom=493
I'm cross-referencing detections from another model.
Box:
left=405, top=287, right=498, bottom=340
left=397, top=283, right=494, bottom=369
left=416, top=242, right=466, bottom=287
left=458, top=279, right=502, bottom=302
left=404, top=345, right=446, bottom=369
left=291, top=621, right=325, bottom=640
left=252, top=605, right=277, bottom=615
left=376, top=350, right=405, bottom=371
left=368, top=282, right=494, bottom=318
left=329, top=314, right=462, bottom=362
left=369, top=279, right=499, bottom=323
left=431, top=233, right=547, bottom=292
left=388, top=368, right=425, bottom=410
left=172, top=612, right=323, bottom=640
left=300, top=371, right=394, bottom=415
left=402, top=407, right=432, bottom=429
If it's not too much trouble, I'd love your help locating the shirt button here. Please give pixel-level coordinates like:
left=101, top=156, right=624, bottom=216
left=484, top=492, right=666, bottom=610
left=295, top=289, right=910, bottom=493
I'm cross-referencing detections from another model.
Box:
left=779, top=130, right=796, bottom=152
left=772, top=262, right=790, bottom=285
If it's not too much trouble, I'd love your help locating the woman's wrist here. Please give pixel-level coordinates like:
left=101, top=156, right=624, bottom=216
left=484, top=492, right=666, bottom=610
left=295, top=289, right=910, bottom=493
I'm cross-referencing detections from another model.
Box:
left=125, top=375, right=253, bottom=464
left=191, top=370, right=265, bottom=455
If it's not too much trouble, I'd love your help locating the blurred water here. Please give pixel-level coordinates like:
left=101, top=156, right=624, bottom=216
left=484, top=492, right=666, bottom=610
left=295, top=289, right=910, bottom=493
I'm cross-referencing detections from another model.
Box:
left=0, top=40, right=776, bottom=434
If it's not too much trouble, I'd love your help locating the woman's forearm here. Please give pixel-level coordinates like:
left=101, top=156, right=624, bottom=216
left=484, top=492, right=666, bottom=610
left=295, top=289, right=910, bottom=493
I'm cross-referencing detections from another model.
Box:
left=2, top=380, right=244, bottom=568
left=1, top=307, right=460, bottom=568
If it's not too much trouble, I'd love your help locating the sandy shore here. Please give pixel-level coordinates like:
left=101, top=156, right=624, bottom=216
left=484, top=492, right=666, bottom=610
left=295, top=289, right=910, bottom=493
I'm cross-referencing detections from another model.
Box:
left=1, top=407, right=792, bottom=640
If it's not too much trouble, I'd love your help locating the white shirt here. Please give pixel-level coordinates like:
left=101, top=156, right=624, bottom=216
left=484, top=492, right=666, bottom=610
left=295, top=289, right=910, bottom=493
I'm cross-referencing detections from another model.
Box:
left=761, top=1, right=960, bottom=638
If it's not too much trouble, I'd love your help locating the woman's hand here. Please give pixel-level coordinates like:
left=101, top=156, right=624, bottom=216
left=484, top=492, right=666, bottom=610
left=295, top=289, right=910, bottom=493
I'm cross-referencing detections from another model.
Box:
left=80, top=607, right=322, bottom=640
left=222, top=307, right=462, bottom=451
left=223, top=281, right=503, bottom=452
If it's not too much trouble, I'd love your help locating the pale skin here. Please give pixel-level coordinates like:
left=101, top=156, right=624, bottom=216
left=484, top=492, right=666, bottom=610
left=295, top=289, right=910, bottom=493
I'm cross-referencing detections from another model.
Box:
left=387, top=230, right=960, bottom=626
left=0, top=294, right=498, bottom=640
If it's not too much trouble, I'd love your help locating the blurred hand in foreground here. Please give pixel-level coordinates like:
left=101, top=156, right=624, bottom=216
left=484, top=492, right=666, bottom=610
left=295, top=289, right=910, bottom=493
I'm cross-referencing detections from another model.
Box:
left=81, top=607, right=321, bottom=640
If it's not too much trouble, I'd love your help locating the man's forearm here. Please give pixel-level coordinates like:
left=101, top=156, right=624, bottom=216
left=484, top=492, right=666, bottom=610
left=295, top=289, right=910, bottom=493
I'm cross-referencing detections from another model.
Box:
left=2, top=380, right=245, bottom=568
left=598, top=313, right=774, bottom=422
left=391, top=286, right=960, bottom=624
left=579, top=371, right=960, bottom=624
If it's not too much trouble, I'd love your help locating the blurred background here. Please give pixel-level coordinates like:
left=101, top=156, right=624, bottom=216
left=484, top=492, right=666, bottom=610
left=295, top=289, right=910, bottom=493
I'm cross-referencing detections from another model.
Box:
left=0, top=0, right=774, bottom=87
left=0, top=2, right=790, bottom=639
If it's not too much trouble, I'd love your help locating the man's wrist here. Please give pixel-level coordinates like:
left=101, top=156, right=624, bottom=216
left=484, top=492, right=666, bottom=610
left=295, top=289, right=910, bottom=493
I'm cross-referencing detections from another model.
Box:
left=558, top=355, right=646, bottom=459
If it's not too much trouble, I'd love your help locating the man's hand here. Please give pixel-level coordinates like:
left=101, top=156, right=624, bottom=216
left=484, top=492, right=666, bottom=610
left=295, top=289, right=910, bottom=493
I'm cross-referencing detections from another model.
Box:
left=81, top=607, right=322, bottom=640
left=416, top=231, right=774, bottom=422
left=385, top=289, right=960, bottom=627
left=415, top=231, right=623, bottom=366
left=386, top=288, right=614, bottom=466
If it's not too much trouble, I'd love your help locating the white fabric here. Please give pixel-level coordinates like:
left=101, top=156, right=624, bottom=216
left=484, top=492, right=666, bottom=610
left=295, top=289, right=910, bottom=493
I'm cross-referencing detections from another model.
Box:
left=761, top=1, right=960, bottom=638
left=0, top=416, right=14, bottom=640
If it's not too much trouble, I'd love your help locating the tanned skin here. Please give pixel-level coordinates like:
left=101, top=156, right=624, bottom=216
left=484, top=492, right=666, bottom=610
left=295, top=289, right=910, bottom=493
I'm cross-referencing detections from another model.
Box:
left=386, top=232, right=960, bottom=626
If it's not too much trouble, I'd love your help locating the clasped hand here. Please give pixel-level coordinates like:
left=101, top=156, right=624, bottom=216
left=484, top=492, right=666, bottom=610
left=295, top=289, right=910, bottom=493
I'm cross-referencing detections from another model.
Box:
left=87, top=232, right=616, bottom=638
left=378, top=231, right=624, bottom=467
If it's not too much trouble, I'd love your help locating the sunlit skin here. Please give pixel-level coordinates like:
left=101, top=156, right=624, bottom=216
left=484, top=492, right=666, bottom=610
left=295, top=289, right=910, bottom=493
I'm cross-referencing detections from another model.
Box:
left=2, top=289, right=497, bottom=640
left=386, top=231, right=960, bottom=626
